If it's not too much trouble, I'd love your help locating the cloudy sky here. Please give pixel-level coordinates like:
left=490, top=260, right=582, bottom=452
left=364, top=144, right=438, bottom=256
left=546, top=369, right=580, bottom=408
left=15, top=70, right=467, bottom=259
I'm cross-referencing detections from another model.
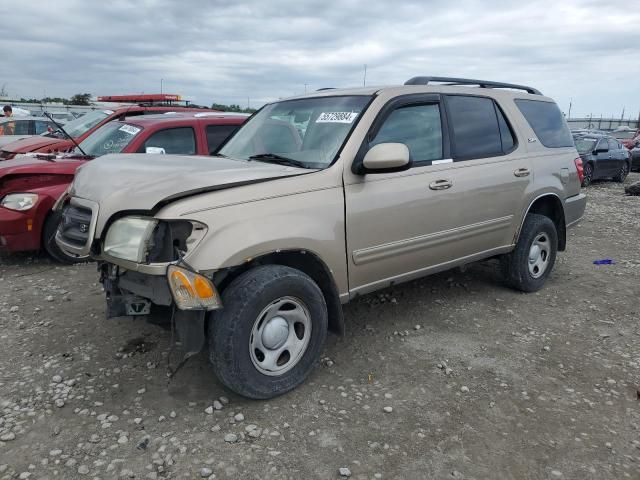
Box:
left=2, top=0, right=639, bottom=118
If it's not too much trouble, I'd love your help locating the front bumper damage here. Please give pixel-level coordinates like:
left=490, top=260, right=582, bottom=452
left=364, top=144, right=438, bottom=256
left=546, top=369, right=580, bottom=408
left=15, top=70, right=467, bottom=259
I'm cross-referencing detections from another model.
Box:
left=99, top=262, right=212, bottom=363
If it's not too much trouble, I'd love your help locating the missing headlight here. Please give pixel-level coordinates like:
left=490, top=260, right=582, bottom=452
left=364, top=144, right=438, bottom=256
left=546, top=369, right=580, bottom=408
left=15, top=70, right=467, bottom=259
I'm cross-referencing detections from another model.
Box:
left=147, top=220, right=205, bottom=263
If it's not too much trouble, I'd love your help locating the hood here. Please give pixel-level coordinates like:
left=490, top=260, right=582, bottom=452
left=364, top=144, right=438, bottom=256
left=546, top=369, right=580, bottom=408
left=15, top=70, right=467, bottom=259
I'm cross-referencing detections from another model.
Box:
left=72, top=153, right=311, bottom=212
left=1, top=136, right=72, bottom=154
left=0, top=156, right=85, bottom=178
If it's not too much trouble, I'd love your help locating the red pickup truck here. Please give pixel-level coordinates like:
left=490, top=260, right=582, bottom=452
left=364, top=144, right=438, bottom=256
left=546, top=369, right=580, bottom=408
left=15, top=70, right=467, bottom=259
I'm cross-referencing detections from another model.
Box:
left=0, top=112, right=247, bottom=262
left=0, top=105, right=214, bottom=160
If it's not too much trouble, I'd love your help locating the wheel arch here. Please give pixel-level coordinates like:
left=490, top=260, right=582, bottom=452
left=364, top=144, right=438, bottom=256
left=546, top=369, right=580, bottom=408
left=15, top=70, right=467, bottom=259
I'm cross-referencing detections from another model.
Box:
left=213, top=249, right=345, bottom=335
left=517, top=193, right=566, bottom=251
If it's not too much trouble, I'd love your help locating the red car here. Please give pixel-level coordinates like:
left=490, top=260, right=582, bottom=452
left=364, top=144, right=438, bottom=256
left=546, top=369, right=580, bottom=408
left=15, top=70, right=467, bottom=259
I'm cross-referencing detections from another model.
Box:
left=0, top=112, right=247, bottom=262
left=0, top=105, right=214, bottom=160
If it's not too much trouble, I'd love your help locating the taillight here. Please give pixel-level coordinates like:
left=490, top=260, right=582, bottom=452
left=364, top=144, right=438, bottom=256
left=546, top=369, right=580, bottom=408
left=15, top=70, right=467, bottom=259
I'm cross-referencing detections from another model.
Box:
left=574, top=157, right=584, bottom=184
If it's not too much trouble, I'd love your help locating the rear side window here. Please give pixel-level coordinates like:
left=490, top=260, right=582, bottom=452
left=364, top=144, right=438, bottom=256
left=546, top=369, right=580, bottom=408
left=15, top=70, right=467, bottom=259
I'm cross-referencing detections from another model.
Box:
left=143, top=127, right=196, bottom=154
left=206, top=124, right=239, bottom=154
left=515, top=99, right=573, bottom=148
left=370, top=103, right=443, bottom=164
left=446, top=96, right=507, bottom=160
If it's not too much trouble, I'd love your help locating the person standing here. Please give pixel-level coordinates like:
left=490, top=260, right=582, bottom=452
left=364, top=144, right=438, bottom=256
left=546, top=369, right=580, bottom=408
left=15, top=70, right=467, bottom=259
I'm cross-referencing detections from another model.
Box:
left=0, top=106, right=14, bottom=135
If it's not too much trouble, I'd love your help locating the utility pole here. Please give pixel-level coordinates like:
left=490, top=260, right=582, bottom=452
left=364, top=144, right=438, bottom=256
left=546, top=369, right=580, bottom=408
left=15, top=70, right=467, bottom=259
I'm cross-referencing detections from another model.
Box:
left=567, top=98, right=572, bottom=119
left=160, top=79, right=163, bottom=94
left=363, top=64, right=367, bottom=87
left=304, top=83, right=308, bottom=94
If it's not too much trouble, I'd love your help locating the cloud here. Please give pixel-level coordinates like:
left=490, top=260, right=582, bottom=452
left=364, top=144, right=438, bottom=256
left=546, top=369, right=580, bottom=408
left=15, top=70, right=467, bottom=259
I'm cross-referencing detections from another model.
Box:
left=1, top=0, right=639, bottom=117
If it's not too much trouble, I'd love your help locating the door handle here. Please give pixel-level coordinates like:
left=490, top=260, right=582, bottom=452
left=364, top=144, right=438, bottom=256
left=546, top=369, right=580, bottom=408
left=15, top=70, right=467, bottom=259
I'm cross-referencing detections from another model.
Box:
left=514, top=168, right=530, bottom=177
left=429, top=179, right=453, bottom=190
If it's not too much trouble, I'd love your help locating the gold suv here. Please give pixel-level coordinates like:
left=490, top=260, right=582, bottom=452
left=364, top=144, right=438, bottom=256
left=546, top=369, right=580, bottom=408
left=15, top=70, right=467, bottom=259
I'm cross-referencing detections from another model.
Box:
left=57, top=77, right=586, bottom=398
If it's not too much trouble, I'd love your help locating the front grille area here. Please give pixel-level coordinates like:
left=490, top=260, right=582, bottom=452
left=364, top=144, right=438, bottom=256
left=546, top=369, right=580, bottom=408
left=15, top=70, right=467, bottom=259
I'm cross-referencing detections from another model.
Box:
left=57, top=204, right=93, bottom=248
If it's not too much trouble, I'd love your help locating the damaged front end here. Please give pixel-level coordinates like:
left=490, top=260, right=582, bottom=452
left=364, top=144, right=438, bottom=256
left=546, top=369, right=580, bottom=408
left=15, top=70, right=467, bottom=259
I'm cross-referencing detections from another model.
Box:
left=56, top=199, right=221, bottom=367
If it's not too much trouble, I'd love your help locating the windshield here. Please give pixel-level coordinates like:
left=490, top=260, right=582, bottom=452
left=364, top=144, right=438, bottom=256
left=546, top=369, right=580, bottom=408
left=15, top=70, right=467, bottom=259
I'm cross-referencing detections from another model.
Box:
left=75, top=122, right=142, bottom=157
left=219, top=95, right=371, bottom=168
left=47, top=110, right=112, bottom=138
left=574, top=137, right=597, bottom=154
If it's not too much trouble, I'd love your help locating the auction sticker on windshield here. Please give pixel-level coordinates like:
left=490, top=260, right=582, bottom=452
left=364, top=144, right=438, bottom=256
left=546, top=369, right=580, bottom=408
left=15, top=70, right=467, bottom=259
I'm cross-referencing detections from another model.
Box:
left=316, top=112, right=359, bottom=123
left=119, top=125, right=141, bottom=135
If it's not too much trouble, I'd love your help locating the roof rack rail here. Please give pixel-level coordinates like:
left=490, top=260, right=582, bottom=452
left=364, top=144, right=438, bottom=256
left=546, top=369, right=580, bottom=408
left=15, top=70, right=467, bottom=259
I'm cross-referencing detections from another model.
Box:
left=316, top=87, right=336, bottom=91
left=404, top=76, right=542, bottom=95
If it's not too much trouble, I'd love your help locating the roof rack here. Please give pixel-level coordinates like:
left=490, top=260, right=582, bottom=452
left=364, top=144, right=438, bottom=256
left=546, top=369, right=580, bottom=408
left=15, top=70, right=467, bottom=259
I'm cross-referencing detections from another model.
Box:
left=316, top=87, right=336, bottom=91
left=404, top=76, right=542, bottom=95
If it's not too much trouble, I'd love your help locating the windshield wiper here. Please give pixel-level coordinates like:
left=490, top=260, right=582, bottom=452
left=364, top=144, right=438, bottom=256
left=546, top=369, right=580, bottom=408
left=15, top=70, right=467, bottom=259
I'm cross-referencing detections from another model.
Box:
left=248, top=153, right=308, bottom=169
left=43, top=112, right=88, bottom=156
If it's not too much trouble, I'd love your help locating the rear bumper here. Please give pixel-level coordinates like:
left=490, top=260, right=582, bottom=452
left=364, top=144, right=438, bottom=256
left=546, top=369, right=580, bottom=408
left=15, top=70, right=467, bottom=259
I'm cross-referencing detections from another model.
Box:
left=565, top=192, right=587, bottom=228
left=0, top=207, right=42, bottom=252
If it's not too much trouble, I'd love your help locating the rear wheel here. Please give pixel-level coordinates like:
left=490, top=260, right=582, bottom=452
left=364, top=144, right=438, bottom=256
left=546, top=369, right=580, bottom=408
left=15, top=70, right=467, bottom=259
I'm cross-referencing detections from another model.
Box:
left=42, top=211, right=89, bottom=264
left=582, top=163, right=593, bottom=187
left=613, top=162, right=629, bottom=183
left=208, top=265, right=328, bottom=399
left=501, top=213, right=558, bottom=292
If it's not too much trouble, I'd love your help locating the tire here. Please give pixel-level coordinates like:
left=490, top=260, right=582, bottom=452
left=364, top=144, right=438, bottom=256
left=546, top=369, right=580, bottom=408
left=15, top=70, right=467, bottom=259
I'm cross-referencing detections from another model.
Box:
left=501, top=213, right=558, bottom=293
left=613, top=162, right=629, bottom=183
left=208, top=265, right=328, bottom=399
left=582, top=163, right=593, bottom=187
left=42, top=211, right=90, bottom=264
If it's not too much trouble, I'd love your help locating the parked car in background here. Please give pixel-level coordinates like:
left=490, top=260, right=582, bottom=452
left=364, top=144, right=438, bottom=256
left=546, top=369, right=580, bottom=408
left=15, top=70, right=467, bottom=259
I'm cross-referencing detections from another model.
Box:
left=573, top=133, right=631, bottom=186
left=0, top=105, right=211, bottom=160
left=0, top=116, right=59, bottom=148
left=56, top=76, right=586, bottom=399
left=0, top=113, right=246, bottom=262
left=620, top=130, right=640, bottom=149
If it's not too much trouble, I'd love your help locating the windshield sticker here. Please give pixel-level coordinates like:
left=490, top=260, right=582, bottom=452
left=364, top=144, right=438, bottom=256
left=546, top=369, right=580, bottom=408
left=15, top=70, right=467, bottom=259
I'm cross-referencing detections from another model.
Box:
left=118, top=124, right=141, bottom=135
left=316, top=112, right=359, bottom=124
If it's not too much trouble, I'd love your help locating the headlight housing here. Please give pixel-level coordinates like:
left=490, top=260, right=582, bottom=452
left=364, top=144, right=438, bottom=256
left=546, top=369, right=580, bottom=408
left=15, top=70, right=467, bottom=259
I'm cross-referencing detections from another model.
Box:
left=1, top=193, right=38, bottom=211
left=103, top=216, right=158, bottom=263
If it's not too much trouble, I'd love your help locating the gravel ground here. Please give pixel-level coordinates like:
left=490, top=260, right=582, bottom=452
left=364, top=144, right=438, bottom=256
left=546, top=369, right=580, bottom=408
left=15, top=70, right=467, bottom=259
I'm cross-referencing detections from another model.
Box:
left=1, top=174, right=639, bottom=480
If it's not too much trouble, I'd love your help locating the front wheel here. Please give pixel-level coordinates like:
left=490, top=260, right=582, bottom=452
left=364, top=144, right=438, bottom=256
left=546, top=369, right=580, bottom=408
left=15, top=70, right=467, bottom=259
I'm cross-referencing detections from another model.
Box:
left=208, top=265, right=328, bottom=399
left=500, top=213, right=558, bottom=292
left=613, top=162, right=629, bottom=183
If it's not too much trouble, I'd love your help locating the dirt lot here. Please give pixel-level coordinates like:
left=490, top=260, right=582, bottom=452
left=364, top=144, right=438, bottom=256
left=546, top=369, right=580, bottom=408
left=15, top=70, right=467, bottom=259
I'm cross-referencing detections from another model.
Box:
left=1, top=175, right=639, bottom=480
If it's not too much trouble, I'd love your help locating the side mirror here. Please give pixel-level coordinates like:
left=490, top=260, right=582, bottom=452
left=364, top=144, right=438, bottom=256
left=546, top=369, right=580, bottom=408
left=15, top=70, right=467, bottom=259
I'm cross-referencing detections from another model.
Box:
left=145, top=146, right=166, bottom=154
left=362, top=143, right=411, bottom=173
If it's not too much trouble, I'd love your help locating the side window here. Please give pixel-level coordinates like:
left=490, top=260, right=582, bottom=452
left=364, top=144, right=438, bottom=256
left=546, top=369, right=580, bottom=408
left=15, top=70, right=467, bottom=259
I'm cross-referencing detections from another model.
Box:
left=370, top=104, right=443, bottom=164
left=496, top=105, right=515, bottom=152
left=597, top=139, right=609, bottom=151
left=143, top=127, right=196, bottom=155
left=206, top=124, right=239, bottom=154
left=514, top=99, right=574, bottom=148
left=35, top=121, right=53, bottom=135
left=1, top=120, right=32, bottom=135
left=446, top=95, right=502, bottom=160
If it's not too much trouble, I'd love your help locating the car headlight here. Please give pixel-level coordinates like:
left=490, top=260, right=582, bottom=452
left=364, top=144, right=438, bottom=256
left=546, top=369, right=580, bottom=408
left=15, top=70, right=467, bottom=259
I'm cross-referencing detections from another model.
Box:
left=1, top=193, right=38, bottom=211
left=103, top=216, right=158, bottom=263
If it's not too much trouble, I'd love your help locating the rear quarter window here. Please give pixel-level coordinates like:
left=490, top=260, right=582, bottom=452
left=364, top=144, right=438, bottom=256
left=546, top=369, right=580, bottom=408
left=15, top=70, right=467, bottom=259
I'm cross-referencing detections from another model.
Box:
left=515, top=99, right=574, bottom=148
